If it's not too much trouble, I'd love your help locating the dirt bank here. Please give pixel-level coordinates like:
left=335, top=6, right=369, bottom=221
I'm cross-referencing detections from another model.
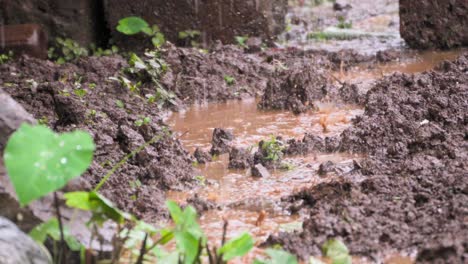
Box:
left=266, top=53, right=468, bottom=262
left=0, top=54, right=196, bottom=221
left=400, top=0, right=468, bottom=49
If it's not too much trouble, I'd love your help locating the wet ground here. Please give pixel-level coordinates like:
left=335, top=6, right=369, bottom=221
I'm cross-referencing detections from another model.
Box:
left=0, top=0, right=466, bottom=263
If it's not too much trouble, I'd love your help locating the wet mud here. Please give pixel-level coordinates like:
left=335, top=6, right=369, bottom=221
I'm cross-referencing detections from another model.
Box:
left=266, top=53, right=468, bottom=262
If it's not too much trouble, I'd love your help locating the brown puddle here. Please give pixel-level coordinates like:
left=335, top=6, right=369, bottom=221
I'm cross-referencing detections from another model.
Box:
left=337, top=49, right=465, bottom=82
left=165, top=100, right=364, bottom=262
left=168, top=98, right=363, bottom=153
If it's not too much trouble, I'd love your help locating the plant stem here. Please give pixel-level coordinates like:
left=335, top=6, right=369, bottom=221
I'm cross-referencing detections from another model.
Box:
left=94, top=130, right=168, bottom=191
left=54, top=192, right=65, bottom=264
left=135, top=233, right=148, bottom=264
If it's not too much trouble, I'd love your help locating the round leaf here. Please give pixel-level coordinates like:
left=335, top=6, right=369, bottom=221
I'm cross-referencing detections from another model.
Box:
left=116, top=16, right=149, bottom=35
left=3, top=124, right=95, bottom=206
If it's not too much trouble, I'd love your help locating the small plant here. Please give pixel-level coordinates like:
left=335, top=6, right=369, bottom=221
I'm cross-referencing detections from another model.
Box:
left=48, top=37, right=89, bottom=64
left=322, top=239, right=352, bottom=264
left=179, top=30, right=201, bottom=47
left=115, top=99, right=125, bottom=108
left=194, top=175, right=206, bottom=186
left=74, top=88, right=87, bottom=99
left=261, top=136, right=284, bottom=162
left=235, top=35, right=249, bottom=49
left=224, top=75, right=236, bottom=86
left=134, top=116, right=151, bottom=127
left=37, top=116, right=49, bottom=126
left=337, top=17, right=352, bottom=29
left=0, top=51, right=13, bottom=64
left=89, top=44, right=119, bottom=57
left=116, top=16, right=165, bottom=48
left=109, top=75, right=141, bottom=93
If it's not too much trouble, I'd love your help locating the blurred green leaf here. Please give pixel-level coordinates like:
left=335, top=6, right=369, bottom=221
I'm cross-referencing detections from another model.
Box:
left=4, top=124, right=94, bottom=206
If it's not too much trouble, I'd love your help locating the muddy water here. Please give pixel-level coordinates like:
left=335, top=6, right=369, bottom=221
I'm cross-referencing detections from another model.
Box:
left=166, top=99, right=363, bottom=262
left=337, top=49, right=465, bottom=82
left=169, top=98, right=362, bottom=152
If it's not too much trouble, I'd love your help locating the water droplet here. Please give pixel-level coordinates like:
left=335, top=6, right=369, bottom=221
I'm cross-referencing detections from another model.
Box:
left=60, top=157, right=67, bottom=164
left=59, top=141, right=65, bottom=147
left=34, top=162, right=40, bottom=167
left=76, top=145, right=82, bottom=150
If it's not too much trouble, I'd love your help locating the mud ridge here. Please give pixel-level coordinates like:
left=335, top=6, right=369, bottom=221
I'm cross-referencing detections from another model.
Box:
left=266, top=53, right=468, bottom=262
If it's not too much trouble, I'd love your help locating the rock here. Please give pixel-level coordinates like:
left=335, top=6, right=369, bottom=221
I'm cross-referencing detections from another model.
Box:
left=246, top=37, right=263, bottom=53
left=228, top=147, right=254, bottom=169
left=0, top=217, right=52, bottom=264
left=2, top=0, right=105, bottom=46
left=0, top=89, right=36, bottom=150
left=193, top=148, right=212, bottom=164
left=333, top=2, right=352, bottom=11
left=210, top=128, right=234, bottom=155
left=0, top=24, right=48, bottom=59
left=318, top=161, right=336, bottom=176
left=400, top=0, right=468, bottom=49
left=251, top=164, right=270, bottom=178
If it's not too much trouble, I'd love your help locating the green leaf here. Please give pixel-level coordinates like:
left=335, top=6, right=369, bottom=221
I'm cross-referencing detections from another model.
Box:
left=166, top=200, right=183, bottom=225
left=29, top=218, right=82, bottom=251
left=218, top=232, right=254, bottom=261
left=64, top=191, right=92, bottom=210
left=64, top=191, right=133, bottom=225
left=322, top=239, right=352, bottom=264
left=255, top=248, right=298, bottom=264
left=116, top=16, right=150, bottom=35
left=4, top=124, right=95, bottom=206
left=151, top=33, right=165, bottom=48
left=175, top=231, right=200, bottom=264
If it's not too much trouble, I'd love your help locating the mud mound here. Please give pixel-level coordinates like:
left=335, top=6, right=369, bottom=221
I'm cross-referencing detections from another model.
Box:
left=162, top=43, right=273, bottom=103
left=0, top=55, right=195, bottom=221
left=267, top=54, right=468, bottom=261
left=258, top=63, right=329, bottom=114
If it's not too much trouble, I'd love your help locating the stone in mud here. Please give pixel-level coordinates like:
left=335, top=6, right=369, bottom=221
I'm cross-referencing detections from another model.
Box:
left=210, top=128, right=234, bottom=155
left=228, top=147, right=254, bottom=169
left=400, top=0, right=468, bottom=49
left=104, top=0, right=288, bottom=50
left=251, top=164, right=270, bottom=178
left=284, top=134, right=325, bottom=156
left=186, top=194, right=218, bottom=215
left=333, top=2, right=352, bottom=11
left=258, top=63, right=329, bottom=114
left=0, top=217, right=52, bottom=264
left=245, top=37, right=263, bottom=53
left=318, top=161, right=336, bottom=176
left=193, top=148, right=212, bottom=164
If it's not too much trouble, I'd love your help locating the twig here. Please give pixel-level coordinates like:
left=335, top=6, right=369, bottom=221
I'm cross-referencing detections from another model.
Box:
left=54, top=192, right=65, bottom=264
left=135, top=233, right=148, bottom=264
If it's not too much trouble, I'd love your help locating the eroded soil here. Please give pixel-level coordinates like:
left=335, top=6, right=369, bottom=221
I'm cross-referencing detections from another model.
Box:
left=266, top=54, right=468, bottom=263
